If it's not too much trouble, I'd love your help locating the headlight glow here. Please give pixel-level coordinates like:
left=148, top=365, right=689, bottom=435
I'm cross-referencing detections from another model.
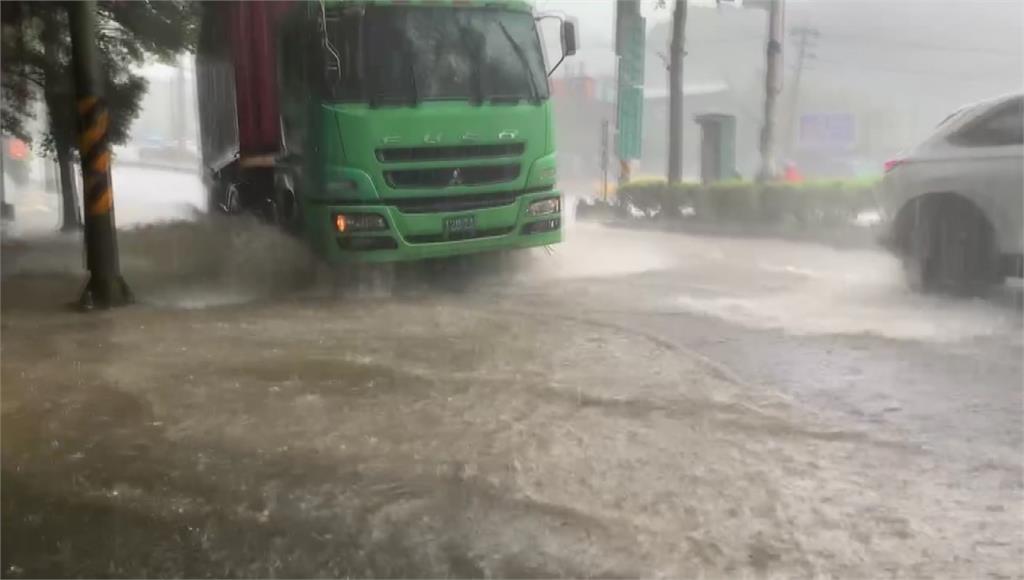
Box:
left=527, top=197, right=561, bottom=217
left=334, top=213, right=388, bottom=233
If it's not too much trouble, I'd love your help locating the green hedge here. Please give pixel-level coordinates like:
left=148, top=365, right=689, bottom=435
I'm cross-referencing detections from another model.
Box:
left=615, top=179, right=701, bottom=218
left=614, top=179, right=878, bottom=226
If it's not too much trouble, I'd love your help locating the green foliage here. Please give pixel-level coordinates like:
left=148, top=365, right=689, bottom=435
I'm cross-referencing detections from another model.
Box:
left=615, top=179, right=702, bottom=218
left=698, top=180, right=760, bottom=223
left=1, top=1, right=200, bottom=153
left=615, top=178, right=879, bottom=226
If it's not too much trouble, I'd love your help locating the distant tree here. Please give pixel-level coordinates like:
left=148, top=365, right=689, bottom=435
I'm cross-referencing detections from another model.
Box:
left=0, top=1, right=199, bottom=230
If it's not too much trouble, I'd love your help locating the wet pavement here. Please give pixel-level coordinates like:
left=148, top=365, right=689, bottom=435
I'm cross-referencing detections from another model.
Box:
left=2, top=174, right=1022, bottom=577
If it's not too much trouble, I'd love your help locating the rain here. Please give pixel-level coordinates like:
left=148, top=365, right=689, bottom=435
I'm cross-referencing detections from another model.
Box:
left=2, top=0, right=1022, bottom=577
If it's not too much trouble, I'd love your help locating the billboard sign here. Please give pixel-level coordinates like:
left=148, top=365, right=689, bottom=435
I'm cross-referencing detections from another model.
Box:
left=798, top=113, right=856, bottom=151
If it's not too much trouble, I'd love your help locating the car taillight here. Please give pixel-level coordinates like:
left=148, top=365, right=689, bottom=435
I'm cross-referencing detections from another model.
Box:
left=884, top=158, right=907, bottom=173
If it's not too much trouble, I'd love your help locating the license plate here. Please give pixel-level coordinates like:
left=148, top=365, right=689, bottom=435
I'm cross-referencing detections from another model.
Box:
left=444, top=214, right=476, bottom=234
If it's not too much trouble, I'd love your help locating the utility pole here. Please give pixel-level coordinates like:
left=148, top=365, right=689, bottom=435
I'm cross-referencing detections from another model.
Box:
left=756, top=0, right=784, bottom=181
left=667, top=0, right=688, bottom=184
left=68, top=0, right=133, bottom=309
left=782, top=26, right=818, bottom=159
left=601, top=118, right=610, bottom=201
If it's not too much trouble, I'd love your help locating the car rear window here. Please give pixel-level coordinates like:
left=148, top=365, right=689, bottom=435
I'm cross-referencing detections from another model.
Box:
left=948, top=97, right=1024, bottom=147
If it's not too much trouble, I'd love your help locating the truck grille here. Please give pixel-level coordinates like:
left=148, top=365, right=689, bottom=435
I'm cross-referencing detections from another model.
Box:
left=404, top=226, right=514, bottom=244
left=384, top=164, right=520, bottom=189
left=376, top=143, right=524, bottom=163
left=389, top=190, right=520, bottom=214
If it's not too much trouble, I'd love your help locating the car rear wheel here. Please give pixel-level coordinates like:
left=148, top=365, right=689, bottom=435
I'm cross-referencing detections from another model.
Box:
left=903, top=198, right=998, bottom=295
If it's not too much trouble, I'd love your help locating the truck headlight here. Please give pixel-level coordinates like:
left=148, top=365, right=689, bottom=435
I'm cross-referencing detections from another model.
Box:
left=527, top=197, right=560, bottom=216
left=335, top=213, right=388, bottom=233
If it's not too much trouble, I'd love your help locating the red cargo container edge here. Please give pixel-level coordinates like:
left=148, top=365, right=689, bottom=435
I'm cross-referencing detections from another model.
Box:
left=228, top=1, right=291, bottom=156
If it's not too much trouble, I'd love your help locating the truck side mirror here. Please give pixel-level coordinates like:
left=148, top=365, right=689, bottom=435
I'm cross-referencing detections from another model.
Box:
left=561, top=20, right=577, bottom=57
left=545, top=17, right=578, bottom=76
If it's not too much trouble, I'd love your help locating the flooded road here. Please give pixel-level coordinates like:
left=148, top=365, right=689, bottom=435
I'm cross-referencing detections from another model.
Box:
left=2, top=176, right=1021, bottom=577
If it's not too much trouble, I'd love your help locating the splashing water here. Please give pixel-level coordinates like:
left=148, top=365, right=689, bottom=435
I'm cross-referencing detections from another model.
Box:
left=2, top=213, right=319, bottom=309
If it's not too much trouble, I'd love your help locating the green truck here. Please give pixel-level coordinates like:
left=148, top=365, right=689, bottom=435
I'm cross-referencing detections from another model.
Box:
left=196, top=0, right=576, bottom=263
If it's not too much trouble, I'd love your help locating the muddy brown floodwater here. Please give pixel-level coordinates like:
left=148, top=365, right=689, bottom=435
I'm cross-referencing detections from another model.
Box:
left=2, top=216, right=1021, bottom=578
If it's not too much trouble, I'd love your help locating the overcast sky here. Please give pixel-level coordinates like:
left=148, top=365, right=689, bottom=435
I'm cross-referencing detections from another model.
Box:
left=534, top=0, right=1023, bottom=81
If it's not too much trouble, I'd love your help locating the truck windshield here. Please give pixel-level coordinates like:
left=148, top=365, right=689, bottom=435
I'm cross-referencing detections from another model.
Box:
left=327, top=6, right=548, bottom=105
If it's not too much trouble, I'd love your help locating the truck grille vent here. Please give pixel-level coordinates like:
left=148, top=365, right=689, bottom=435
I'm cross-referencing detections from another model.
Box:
left=377, top=143, right=524, bottom=163
left=389, top=190, right=519, bottom=214
left=385, top=164, right=520, bottom=189
left=405, top=226, right=514, bottom=244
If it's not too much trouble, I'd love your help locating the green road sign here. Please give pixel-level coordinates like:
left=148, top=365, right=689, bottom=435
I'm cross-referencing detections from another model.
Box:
left=619, top=16, right=645, bottom=86
left=615, top=2, right=644, bottom=160
left=616, top=84, right=643, bottom=159
left=615, top=0, right=641, bottom=55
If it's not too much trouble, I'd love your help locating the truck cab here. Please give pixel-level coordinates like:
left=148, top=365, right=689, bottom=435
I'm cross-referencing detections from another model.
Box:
left=197, top=0, right=576, bottom=263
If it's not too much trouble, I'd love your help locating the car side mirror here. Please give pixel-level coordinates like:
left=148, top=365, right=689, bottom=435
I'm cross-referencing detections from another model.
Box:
left=561, top=20, right=577, bottom=57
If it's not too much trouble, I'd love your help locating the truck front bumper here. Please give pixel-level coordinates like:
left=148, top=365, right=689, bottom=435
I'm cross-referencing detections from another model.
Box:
left=304, top=190, right=562, bottom=263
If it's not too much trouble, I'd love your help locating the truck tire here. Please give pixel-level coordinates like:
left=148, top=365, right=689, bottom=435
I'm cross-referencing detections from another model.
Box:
left=903, top=197, right=997, bottom=295
left=206, top=163, right=242, bottom=215
left=271, top=186, right=301, bottom=235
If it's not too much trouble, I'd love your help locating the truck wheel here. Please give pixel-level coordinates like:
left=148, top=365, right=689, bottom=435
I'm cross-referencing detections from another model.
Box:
left=273, top=188, right=301, bottom=234
left=211, top=181, right=243, bottom=215
left=225, top=182, right=243, bottom=214
left=904, top=200, right=996, bottom=295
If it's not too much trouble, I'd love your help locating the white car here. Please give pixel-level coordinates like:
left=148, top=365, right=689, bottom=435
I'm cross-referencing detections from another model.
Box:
left=880, top=93, right=1023, bottom=293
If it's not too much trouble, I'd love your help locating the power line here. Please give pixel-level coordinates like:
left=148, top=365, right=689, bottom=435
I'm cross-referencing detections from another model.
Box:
left=814, top=32, right=1018, bottom=57
left=692, top=35, right=1019, bottom=60
left=782, top=26, right=818, bottom=156
left=810, top=56, right=1017, bottom=81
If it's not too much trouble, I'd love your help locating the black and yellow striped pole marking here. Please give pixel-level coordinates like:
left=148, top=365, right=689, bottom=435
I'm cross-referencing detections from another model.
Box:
left=69, top=0, right=132, bottom=310
left=77, top=97, right=114, bottom=217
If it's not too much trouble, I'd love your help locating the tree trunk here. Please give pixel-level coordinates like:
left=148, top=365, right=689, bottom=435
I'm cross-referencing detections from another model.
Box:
left=56, top=139, right=82, bottom=231
left=40, top=9, right=82, bottom=232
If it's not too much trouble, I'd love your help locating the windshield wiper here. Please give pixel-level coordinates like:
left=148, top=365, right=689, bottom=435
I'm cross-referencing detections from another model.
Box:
left=365, top=9, right=418, bottom=108
left=403, top=38, right=419, bottom=106
left=371, top=44, right=418, bottom=107
left=406, top=57, right=419, bottom=106
left=497, top=20, right=540, bottom=105
left=455, top=21, right=484, bottom=106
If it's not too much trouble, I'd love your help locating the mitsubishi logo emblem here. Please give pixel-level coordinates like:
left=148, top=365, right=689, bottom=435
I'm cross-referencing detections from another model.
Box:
left=449, top=168, right=463, bottom=186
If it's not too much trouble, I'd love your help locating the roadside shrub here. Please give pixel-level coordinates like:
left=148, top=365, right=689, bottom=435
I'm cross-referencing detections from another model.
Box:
left=594, top=178, right=880, bottom=228
left=697, top=180, right=761, bottom=223
left=758, top=182, right=801, bottom=224
left=789, top=180, right=878, bottom=226
left=616, top=180, right=701, bottom=220
left=574, top=198, right=617, bottom=221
